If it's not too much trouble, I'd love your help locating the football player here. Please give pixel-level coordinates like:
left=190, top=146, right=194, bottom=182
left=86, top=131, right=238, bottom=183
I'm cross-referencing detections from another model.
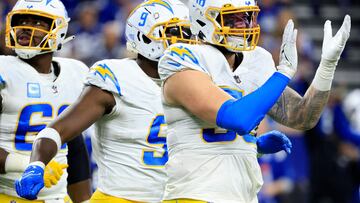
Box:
left=0, top=0, right=91, bottom=202
left=157, top=0, right=351, bottom=202
left=15, top=0, right=193, bottom=202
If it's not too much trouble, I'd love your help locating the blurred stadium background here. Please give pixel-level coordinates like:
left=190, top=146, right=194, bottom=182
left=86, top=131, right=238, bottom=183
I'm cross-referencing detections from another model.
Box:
left=0, top=0, right=359, bottom=203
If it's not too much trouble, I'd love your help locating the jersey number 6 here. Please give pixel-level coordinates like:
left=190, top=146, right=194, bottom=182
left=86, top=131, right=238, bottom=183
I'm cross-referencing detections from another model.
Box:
left=15, top=103, right=68, bottom=151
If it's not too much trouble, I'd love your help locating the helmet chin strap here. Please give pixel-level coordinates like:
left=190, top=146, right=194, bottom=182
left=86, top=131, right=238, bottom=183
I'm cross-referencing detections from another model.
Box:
left=225, top=35, right=249, bottom=53
left=15, top=49, right=42, bottom=59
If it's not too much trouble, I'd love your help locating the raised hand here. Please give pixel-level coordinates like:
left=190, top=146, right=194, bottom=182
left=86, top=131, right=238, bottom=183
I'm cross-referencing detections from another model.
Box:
left=312, top=15, right=351, bottom=91
left=277, top=19, right=298, bottom=79
left=257, top=130, right=292, bottom=154
left=321, top=15, right=351, bottom=63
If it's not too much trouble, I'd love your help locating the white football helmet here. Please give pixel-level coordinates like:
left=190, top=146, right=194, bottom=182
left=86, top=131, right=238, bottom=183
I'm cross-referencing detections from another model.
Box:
left=126, top=0, right=195, bottom=61
left=187, top=0, right=260, bottom=52
left=5, top=0, right=71, bottom=59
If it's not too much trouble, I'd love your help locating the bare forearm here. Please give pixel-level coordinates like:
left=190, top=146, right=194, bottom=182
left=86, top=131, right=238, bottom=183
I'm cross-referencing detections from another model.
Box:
left=269, top=14, right=351, bottom=129
left=30, top=86, right=114, bottom=165
left=29, top=116, right=91, bottom=165
left=52, top=86, right=115, bottom=144
left=30, top=138, right=58, bottom=165
left=29, top=110, right=91, bottom=165
left=49, top=111, right=92, bottom=145
left=269, top=85, right=330, bottom=130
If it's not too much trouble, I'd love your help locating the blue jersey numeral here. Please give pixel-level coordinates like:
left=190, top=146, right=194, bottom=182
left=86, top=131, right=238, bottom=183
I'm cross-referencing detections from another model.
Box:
left=202, top=87, right=243, bottom=143
left=15, top=104, right=68, bottom=151
left=143, top=115, right=168, bottom=166
left=202, top=128, right=237, bottom=142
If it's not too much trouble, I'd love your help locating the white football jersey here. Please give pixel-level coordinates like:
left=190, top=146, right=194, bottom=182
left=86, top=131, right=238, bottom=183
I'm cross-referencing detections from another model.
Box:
left=0, top=56, right=88, bottom=199
left=86, top=58, right=167, bottom=202
left=158, top=43, right=277, bottom=203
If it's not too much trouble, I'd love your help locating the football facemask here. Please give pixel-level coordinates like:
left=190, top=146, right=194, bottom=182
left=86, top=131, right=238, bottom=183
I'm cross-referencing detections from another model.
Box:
left=5, top=0, right=71, bottom=59
left=148, top=17, right=195, bottom=48
left=208, top=4, right=260, bottom=52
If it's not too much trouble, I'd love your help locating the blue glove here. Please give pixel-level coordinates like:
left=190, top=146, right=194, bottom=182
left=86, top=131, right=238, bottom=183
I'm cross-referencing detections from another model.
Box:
left=15, top=163, right=45, bottom=200
left=256, top=130, right=292, bottom=154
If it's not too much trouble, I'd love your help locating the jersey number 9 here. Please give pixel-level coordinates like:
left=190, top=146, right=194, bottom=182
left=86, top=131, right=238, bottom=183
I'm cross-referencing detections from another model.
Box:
left=143, top=115, right=168, bottom=167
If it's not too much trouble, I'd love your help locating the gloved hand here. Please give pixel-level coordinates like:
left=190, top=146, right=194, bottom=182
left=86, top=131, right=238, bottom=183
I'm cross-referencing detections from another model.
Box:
left=15, top=162, right=45, bottom=200
left=257, top=130, right=292, bottom=154
left=313, top=15, right=351, bottom=91
left=44, top=160, right=68, bottom=188
left=277, top=19, right=298, bottom=79
left=321, top=15, right=351, bottom=63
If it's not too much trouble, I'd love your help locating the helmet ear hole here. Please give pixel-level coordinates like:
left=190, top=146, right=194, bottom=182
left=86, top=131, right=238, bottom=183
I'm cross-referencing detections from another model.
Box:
left=198, top=31, right=206, bottom=40
left=196, top=20, right=206, bottom=27
left=137, top=31, right=141, bottom=41
left=142, top=34, right=152, bottom=44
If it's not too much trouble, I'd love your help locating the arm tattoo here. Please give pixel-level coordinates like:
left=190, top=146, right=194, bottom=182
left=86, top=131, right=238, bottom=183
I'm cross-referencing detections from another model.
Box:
left=268, top=85, right=330, bottom=130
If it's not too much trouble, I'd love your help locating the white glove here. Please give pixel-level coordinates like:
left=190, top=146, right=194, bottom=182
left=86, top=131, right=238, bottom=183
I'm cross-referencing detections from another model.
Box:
left=321, top=15, right=351, bottom=62
left=277, top=19, right=298, bottom=79
left=313, top=15, right=351, bottom=91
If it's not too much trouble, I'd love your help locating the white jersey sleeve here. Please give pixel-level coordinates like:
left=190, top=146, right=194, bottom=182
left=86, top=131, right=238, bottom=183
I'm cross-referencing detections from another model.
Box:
left=86, top=60, right=122, bottom=96
left=159, top=43, right=210, bottom=81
